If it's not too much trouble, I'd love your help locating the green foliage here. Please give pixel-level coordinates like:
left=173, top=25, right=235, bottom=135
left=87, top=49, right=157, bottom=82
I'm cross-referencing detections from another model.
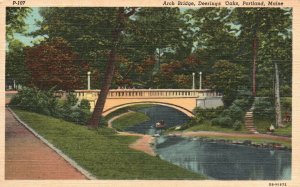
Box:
left=253, top=98, right=275, bottom=120
left=281, top=97, right=291, bottom=111
left=193, top=106, right=224, bottom=121
left=233, top=120, right=242, bottom=130
left=211, top=117, right=233, bottom=128
left=280, top=85, right=292, bottom=98
left=222, top=104, right=244, bottom=122
left=13, top=109, right=204, bottom=179
left=6, top=7, right=32, bottom=41
left=10, top=87, right=91, bottom=125
left=112, top=112, right=150, bottom=131
left=211, top=117, right=241, bottom=131
left=207, top=60, right=247, bottom=107
left=232, top=99, right=252, bottom=112
left=64, top=108, right=92, bottom=125
left=79, top=99, right=91, bottom=110
left=64, top=93, right=78, bottom=108
left=209, top=94, right=253, bottom=130
left=6, top=40, right=30, bottom=88
left=222, top=93, right=237, bottom=108
left=10, top=87, right=58, bottom=116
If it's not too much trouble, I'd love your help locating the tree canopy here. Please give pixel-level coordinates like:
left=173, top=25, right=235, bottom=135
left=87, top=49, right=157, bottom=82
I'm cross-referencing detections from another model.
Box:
left=7, top=7, right=292, bottom=99
left=25, top=38, right=88, bottom=90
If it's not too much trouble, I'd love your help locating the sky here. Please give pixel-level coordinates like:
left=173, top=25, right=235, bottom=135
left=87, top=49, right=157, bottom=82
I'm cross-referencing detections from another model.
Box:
left=14, top=7, right=43, bottom=46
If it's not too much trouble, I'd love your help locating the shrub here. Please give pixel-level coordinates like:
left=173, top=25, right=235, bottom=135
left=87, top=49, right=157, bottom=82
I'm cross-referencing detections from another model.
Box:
left=10, top=87, right=92, bottom=125
left=220, top=104, right=244, bottom=122
left=211, top=117, right=233, bottom=128
left=218, top=117, right=233, bottom=128
left=66, top=108, right=91, bottom=125
left=281, top=98, right=291, bottom=111
left=193, top=106, right=224, bottom=121
left=79, top=99, right=91, bottom=110
left=232, top=99, right=251, bottom=112
left=228, top=104, right=244, bottom=121
left=222, top=93, right=236, bottom=107
left=233, top=120, right=242, bottom=130
left=211, top=118, right=219, bottom=126
left=280, top=85, right=291, bottom=97
left=64, top=93, right=78, bottom=108
left=253, top=98, right=275, bottom=120
left=10, top=87, right=59, bottom=116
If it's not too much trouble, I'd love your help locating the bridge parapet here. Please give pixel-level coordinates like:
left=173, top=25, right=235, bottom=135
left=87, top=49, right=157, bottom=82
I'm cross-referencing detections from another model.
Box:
left=74, top=89, right=220, bottom=114
left=74, top=89, right=217, bottom=100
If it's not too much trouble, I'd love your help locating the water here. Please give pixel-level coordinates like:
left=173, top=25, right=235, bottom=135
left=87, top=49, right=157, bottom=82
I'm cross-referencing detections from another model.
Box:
left=155, top=136, right=291, bottom=180
left=125, top=105, right=190, bottom=134
left=121, top=105, right=291, bottom=180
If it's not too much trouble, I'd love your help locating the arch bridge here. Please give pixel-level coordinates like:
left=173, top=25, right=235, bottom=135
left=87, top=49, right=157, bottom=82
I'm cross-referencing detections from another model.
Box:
left=74, top=89, right=221, bottom=117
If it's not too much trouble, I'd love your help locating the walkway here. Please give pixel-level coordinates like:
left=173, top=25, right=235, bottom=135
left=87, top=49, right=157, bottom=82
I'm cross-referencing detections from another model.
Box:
left=107, top=111, right=156, bottom=156
left=5, top=109, right=87, bottom=180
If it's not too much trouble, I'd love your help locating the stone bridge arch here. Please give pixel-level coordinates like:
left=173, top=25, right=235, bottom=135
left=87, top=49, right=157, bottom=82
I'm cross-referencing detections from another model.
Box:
left=102, top=101, right=195, bottom=117
left=74, top=89, right=222, bottom=118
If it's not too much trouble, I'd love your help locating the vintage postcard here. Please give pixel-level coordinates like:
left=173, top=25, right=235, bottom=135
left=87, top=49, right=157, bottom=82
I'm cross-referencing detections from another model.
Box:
left=0, top=0, right=299, bottom=187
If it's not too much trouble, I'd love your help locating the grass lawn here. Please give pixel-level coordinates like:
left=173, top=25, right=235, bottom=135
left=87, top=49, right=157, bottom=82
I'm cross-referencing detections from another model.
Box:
left=112, top=111, right=150, bottom=131
left=166, top=121, right=249, bottom=133
left=12, top=108, right=204, bottom=179
left=254, top=119, right=292, bottom=137
left=104, top=104, right=155, bottom=121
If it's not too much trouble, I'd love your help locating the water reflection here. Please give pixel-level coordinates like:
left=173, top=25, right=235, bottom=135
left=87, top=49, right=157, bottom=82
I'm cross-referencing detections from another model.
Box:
left=156, top=136, right=291, bottom=180
left=125, top=105, right=190, bottom=134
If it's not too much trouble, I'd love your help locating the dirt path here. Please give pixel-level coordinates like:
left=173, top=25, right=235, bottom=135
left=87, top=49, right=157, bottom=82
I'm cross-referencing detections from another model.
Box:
left=5, top=109, right=87, bottom=180
left=107, top=111, right=156, bottom=156
left=172, top=131, right=291, bottom=142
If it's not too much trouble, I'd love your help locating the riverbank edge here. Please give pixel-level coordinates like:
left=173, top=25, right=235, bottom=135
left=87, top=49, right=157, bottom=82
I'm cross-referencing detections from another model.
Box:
left=167, top=131, right=291, bottom=150
left=107, top=110, right=157, bottom=156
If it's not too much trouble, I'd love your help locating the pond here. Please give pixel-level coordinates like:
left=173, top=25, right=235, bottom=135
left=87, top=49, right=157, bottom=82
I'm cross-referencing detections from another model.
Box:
left=121, top=105, right=291, bottom=180
left=155, top=136, right=291, bottom=180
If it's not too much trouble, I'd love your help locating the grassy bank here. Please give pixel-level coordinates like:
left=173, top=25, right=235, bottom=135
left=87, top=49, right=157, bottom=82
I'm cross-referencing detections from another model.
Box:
left=254, top=119, right=292, bottom=137
left=180, top=134, right=291, bottom=149
left=112, top=111, right=149, bottom=131
left=179, top=120, right=249, bottom=133
left=12, top=108, right=204, bottom=179
left=104, top=104, right=155, bottom=121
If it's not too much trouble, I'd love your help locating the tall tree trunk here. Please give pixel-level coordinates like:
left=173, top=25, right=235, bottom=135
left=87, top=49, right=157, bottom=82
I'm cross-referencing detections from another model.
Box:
left=86, top=8, right=132, bottom=128
left=274, top=61, right=283, bottom=127
left=252, top=36, right=257, bottom=97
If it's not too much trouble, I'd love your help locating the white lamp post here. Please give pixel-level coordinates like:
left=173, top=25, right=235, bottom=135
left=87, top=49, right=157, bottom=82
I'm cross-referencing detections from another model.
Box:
left=87, top=71, right=91, bottom=90
left=199, top=72, right=202, bottom=90
left=192, top=72, right=195, bottom=90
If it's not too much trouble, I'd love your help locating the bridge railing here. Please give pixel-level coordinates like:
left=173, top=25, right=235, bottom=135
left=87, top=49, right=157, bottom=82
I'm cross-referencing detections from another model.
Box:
left=74, top=89, right=219, bottom=100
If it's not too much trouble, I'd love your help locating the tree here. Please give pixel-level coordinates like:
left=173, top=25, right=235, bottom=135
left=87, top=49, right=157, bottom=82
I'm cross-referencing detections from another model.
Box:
left=6, top=7, right=32, bottom=41
left=231, top=8, right=292, bottom=97
left=274, top=61, right=283, bottom=127
left=131, top=8, right=190, bottom=73
left=6, top=8, right=32, bottom=89
left=25, top=38, right=88, bottom=90
left=207, top=60, right=246, bottom=106
left=86, top=8, right=136, bottom=128
left=188, top=8, right=239, bottom=63
left=6, top=39, right=30, bottom=89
